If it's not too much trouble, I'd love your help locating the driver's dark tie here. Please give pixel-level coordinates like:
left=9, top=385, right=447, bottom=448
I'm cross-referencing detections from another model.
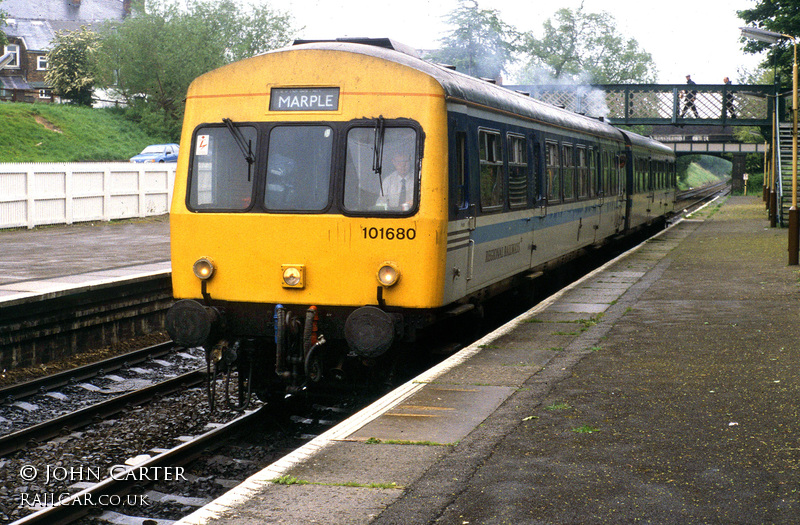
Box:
left=399, top=178, right=407, bottom=206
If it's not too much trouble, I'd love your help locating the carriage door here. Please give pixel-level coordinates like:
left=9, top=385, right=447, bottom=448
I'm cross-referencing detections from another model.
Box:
left=445, top=125, right=472, bottom=302
left=646, top=158, right=655, bottom=220
left=615, top=151, right=627, bottom=231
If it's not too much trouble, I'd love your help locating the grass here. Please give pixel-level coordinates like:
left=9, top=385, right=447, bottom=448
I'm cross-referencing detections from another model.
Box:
left=571, top=424, right=601, bottom=434
left=365, top=437, right=452, bottom=446
left=271, top=475, right=398, bottom=490
left=679, top=161, right=725, bottom=191
left=0, top=101, right=169, bottom=162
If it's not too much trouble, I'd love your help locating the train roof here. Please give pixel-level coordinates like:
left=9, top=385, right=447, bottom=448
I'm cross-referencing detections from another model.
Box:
left=279, top=40, right=626, bottom=142
left=620, top=129, right=675, bottom=157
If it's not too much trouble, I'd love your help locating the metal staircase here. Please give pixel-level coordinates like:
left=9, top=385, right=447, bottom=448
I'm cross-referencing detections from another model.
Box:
left=778, top=122, right=794, bottom=226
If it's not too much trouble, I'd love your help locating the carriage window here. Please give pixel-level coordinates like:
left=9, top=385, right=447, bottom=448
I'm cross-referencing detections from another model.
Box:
left=188, top=125, right=257, bottom=210
left=546, top=141, right=560, bottom=203
left=577, top=146, right=589, bottom=198
left=344, top=127, right=417, bottom=213
left=479, top=130, right=504, bottom=210
left=508, top=134, right=527, bottom=208
left=562, top=144, right=575, bottom=200
left=265, top=126, right=333, bottom=211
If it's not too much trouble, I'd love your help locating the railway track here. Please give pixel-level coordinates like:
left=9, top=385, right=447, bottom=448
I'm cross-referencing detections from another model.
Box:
left=8, top=393, right=359, bottom=525
left=0, top=343, right=207, bottom=456
left=0, top=342, right=177, bottom=402
left=0, top=369, right=206, bottom=457
left=12, top=407, right=263, bottom=525
left=675, top=180, right=730, bottom=210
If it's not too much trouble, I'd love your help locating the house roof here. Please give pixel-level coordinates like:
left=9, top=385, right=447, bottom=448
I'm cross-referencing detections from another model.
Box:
left=1, top=0, right=128, bottom=52
left=1, top=0, right=128, bottom=23
left=0, top=75, right=32, bottom=90
left=3, top=20, right=57, bottom=52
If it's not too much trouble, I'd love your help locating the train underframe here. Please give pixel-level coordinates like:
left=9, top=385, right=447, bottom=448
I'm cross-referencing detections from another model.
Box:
left=166, top=297, right=446, bottom=407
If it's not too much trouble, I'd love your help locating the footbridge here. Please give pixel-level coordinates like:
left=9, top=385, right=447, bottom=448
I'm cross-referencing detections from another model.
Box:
left=505, top=83, right=778, bottom=128
left=507, top=82, right=792, bottom=222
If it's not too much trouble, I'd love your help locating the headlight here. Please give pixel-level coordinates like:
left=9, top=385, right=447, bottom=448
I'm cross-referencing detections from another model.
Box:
left=281, top=265, right=305, bottom=288
left=192, top=258, right=215, bottom=280
left=377, top=262, right=400, bottom=287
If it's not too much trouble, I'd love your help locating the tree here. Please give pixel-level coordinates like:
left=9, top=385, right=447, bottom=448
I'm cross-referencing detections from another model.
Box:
left=45, top=27, right=101, bottom=106
left=97, top=0, right=296, bottom=139
left=0, top=0, right=8, bottom=48
left=427, top=0, right=517, bottom=81
left=738, top=0, right=800, bottom=88
left=517, top=6, right=656, bottom=84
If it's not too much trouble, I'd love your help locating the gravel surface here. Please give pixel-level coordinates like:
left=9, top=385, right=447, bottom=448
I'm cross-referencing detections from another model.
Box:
left=1, top=380, right=260, bottom=522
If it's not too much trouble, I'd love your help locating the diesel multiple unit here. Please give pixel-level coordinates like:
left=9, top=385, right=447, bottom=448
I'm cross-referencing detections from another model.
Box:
left=165, top=38, right=676, bottom=400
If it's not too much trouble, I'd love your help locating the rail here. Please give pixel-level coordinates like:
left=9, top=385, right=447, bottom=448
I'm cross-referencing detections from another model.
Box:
left=0, top=341, right=174, bottom=401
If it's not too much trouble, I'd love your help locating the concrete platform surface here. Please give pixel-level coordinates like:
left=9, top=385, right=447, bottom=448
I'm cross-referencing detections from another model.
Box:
left=0, top=216, right=170, bottom=302
left=177, top=196, right=800, bottom=525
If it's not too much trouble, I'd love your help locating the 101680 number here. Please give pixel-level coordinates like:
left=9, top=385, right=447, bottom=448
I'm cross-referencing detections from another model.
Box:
left=361, top=227, right=416, bottom=240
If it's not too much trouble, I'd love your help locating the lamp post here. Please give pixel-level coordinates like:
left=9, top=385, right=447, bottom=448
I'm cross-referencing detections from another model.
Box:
left=741, top=27, right=799, bottom=265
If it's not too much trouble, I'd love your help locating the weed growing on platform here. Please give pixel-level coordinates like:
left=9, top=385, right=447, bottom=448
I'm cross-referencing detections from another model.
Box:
left=272, top=475, right=308, bottom=486
left=546, top=402, right=572, bottom=411
left=572, top=424, right=600, bottom=433
left=272, top=475, right=398, bottom=490
left=336, top=481, right=398, bottom=489
left=365, top=437, right=452, bottom=446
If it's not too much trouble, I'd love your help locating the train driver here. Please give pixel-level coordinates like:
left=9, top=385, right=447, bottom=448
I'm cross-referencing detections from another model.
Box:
left=377, top=151, right=415, bottom=211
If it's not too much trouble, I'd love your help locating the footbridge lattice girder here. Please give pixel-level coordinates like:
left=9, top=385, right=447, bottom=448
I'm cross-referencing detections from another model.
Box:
left=504, top=83, right=780, bottom=127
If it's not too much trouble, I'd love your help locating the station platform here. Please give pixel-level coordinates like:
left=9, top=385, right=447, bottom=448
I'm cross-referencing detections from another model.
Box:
left=177, top=196, right=800, bottom=524
left=0, top=216, right=170, bottom=305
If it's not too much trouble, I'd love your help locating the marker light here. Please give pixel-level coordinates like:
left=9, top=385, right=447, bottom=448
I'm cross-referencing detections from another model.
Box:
left=282, top=265, right=305, bottom=288
left=377, top=262, right=400, bottom=287
left=192, top=258, right=215, bottom=280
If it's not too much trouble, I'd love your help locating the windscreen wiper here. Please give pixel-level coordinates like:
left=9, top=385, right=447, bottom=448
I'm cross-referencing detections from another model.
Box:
left=222, top=118, right=255, bottom=181
left=373, top=116, right=385, bottom=194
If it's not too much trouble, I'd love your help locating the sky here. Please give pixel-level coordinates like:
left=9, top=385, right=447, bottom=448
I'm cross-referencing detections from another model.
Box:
left=260, top=0, right=766, bottom=85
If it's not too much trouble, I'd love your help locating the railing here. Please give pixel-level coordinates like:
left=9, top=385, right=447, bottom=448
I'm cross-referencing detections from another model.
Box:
left=0, top=162, right=175, bottom=229
left=505, top=83, right=779, bottom=126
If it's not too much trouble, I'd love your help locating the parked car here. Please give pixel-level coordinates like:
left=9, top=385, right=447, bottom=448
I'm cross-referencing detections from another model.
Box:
left=130, top=144, right=179, bottom=163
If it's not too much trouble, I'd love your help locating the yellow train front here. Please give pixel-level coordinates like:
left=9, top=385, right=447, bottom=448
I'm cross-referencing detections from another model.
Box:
left=167, top=39, right=450, bottom=396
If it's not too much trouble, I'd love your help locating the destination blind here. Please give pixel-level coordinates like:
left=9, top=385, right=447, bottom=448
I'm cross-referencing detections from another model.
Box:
left=270, top=87, right=340, bottom=111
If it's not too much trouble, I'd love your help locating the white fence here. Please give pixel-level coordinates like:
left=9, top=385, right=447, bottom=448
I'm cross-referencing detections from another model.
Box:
left=0, top=163, right=175, bottom=229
